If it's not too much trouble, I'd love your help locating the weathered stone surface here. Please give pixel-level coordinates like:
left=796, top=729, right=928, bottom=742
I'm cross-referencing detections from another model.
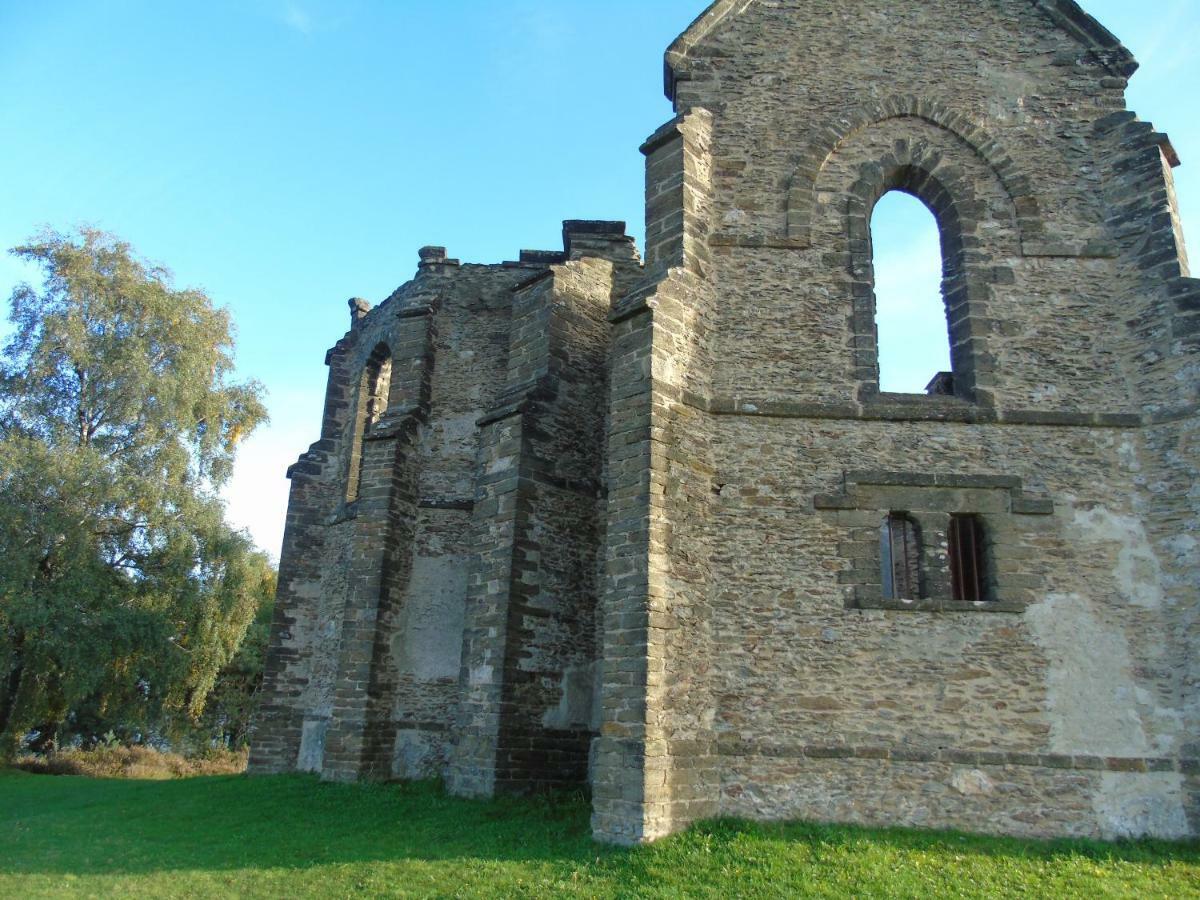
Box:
left=251, top=0, right=1198, bottom=847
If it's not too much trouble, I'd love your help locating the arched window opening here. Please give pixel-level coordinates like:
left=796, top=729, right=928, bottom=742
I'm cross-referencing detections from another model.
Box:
left=362, top=353, right=392, bottom=432
left=871, top=191, right=952, bottom=394
left=346, top=344, right=393, bottom=502
left=881, top=512, right=921, bottom=600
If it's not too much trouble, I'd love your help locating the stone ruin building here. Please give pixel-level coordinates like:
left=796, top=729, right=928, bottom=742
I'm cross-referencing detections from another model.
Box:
left=250, top=0, right=1199, bottom=844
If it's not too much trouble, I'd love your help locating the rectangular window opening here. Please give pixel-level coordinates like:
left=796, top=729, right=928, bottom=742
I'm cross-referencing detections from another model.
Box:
left=948, top=514, right=987, bottom=603
left=882, top=512, right=921, bottom=600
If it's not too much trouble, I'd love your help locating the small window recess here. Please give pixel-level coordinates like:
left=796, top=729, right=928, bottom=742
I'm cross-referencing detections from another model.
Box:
left=346, top=345, right=393, bottom=503
left=881, top=512, right=921, bottom=601
left=815, top=472, right=1044, bottom=614
left=948, top=514, right=988, bottom=603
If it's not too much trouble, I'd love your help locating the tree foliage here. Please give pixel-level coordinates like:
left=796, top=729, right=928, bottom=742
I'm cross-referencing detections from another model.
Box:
left=197, top=588, right=276, bottom=750
left=0, top=227, right=272, bottom=755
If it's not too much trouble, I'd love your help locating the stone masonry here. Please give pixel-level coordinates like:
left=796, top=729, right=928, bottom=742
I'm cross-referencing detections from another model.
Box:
left=250, top=1, right=1200, bottom=845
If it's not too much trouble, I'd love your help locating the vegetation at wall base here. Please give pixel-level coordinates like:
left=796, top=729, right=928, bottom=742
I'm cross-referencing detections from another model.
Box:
left=1, top=771, right=1196, bottom=899
left=13, top=745, right=247, bottom=779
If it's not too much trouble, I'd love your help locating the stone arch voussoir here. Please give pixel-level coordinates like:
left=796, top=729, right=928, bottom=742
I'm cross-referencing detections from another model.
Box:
left=786, top=96, right=1044, bottom=249
left=843, top=145, right=1004, bottom=407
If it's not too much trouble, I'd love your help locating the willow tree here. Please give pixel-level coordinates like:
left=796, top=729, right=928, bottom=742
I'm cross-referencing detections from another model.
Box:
left=0, top=228, right=272, bottom=755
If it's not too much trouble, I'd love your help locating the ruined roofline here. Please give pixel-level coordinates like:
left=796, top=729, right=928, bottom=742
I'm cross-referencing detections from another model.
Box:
left=663, top=0, right=1138, bottom=102
left=664, top=0, right=753, bottom=80
left=411, top=220, right=631, bottom=273
left=358, top=220, right=632, bottom=318
left=1033, top=0, right=1138, bottom=77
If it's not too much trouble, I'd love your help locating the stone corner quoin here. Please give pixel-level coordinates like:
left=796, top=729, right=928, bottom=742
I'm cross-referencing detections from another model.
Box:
left=249, top=0, right=1200, bottom=846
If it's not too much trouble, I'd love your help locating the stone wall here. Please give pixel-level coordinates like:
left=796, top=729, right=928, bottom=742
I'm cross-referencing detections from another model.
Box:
left=607, top=0, right=1198, bottom=843
left=252, top=251, right=552, bottom=780
left=252, top=0, right=1198, bottom=847
left=249, top=217, right=645, bottom=792
left=592, top=110, right=722, bottom=844
left=707, top=416, right=1192, bottom=839
left=450, top=228, right=641, bottom=794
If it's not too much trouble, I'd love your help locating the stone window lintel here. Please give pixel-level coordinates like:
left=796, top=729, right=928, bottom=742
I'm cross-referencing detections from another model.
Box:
left=816, top=470, right=1049, bottom=614
left=815, top=470, right=1053, bottom=517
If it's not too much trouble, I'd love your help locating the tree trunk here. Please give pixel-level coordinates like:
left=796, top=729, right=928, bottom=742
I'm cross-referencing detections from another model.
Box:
left=0, top=660, right=24, bottom=758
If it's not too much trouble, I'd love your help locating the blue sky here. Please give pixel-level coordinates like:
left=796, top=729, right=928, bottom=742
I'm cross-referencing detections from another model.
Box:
left=2, top=1, right=1197, bottom=559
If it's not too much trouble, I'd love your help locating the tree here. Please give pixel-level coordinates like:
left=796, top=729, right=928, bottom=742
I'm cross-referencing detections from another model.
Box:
left=0, top=227, right=272, bottom=756
left=197, top=587, right=275, bottom=750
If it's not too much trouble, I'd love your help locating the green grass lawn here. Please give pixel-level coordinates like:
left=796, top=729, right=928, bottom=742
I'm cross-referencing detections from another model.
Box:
left=1, top=769, right=1197, bottom=899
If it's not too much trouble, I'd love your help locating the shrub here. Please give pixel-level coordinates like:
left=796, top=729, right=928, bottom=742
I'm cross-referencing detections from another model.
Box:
left=13, top=746, right=247, bottom=779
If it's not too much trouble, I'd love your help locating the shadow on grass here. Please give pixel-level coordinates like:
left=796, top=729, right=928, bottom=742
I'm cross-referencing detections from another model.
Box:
left=0, top=771, right=605, bottom=877
left=0, top=769, right=1196, bottom=880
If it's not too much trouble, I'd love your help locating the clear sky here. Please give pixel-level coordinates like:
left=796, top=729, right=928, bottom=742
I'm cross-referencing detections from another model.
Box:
left=2, top=1, right=1197, bottom=560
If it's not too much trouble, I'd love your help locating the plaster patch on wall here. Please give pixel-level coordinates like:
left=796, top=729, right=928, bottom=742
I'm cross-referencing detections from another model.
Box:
left=1116, top=436, right=1141, bottom=473
left=392, top=730, right=443, bottom=780
left=486, top=457, right=513, bottom=475
left=951, top=769, right=994, bottom=797
left=543, top=662, right=597, bottom=730
left=439, top=412, right=478, bottom=455
left=1163, top=533, right=1199, bottom=571
left=1064, top=501, right=1165, bottom=608
left=977, top=61, right=1037, bottom=121
left=1092, top=772, right=1190, bottom=840
left=1132, top=686, right=1184, bottom=756
left=393, top=554, right=468, bottom=681
left=297, top=717, right=329, bottom=773
left=1025, top=593, right=1149, bottom=756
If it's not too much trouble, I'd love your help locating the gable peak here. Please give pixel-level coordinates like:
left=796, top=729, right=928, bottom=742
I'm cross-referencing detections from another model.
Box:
left=665, top=0, right=1137, bottom=102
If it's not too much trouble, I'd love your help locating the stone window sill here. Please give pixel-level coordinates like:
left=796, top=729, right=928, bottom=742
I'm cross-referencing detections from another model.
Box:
left=851, top=594, right=1025, bottom=614
left=864, top=391, right=974, bottom=409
